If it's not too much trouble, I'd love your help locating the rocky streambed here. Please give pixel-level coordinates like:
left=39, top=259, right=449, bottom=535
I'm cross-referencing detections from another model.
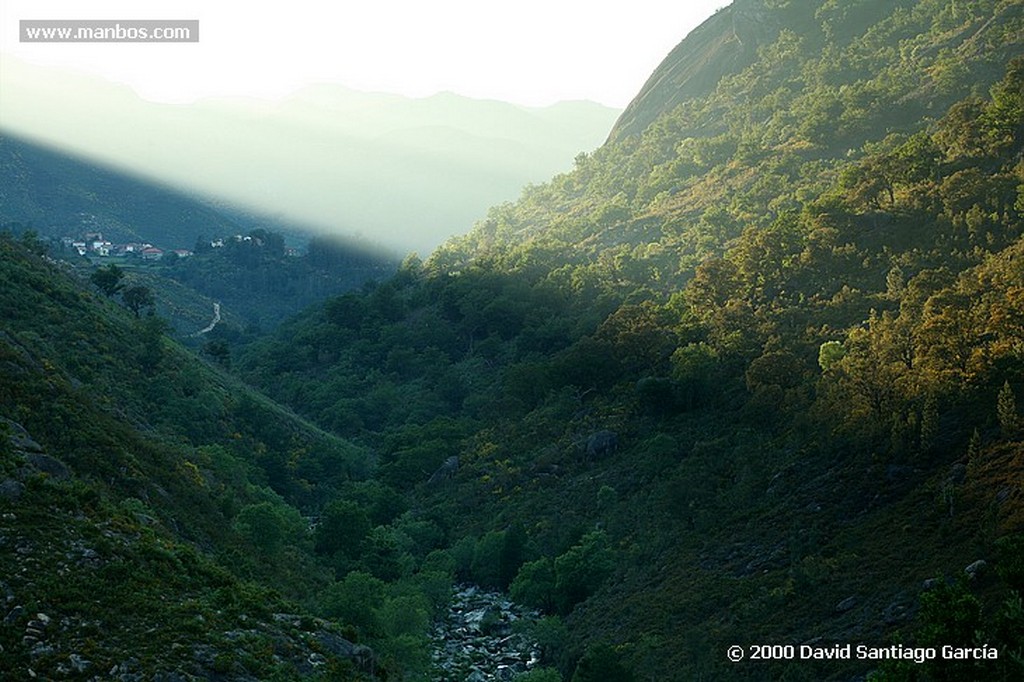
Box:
left=430, top=586, right=542, bottom=681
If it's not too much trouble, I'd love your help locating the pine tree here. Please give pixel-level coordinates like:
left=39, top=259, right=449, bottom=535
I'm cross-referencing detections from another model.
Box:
left=920, top=394, right=939, bottom=454
left=966, top=428, right=982, bottom=475
left=998, top=381, right=1019, bottom=439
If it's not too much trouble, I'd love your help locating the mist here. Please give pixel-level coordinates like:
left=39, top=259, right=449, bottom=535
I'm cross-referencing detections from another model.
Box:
left=0, top=57, right=620, bottom=255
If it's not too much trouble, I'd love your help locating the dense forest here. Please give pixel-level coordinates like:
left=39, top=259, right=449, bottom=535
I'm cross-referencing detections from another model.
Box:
left=161, top=231, right=396, bottom=332
left=2, top=0, right=1024, bottom=680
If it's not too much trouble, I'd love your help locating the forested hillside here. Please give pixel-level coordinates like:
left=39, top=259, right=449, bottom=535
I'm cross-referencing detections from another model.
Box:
left=0, top=234, right=445, bottom=679
left=0, top=133, right=245, bottom=249
left=235, top=1, right=1024, bottom=679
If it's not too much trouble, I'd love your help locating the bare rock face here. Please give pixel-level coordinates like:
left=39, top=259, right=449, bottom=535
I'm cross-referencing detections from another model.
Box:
left=3, top=418, right=44, bottom=456
left=25, top=453, right=71, bottom=481
left=608, top=0, right=782, bottom=142
left=2, top=418, right=71, bottom=481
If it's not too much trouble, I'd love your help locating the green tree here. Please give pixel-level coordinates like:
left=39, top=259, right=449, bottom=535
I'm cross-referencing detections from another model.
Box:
left=499, top=522, right=528, bottom=590
left=554, top=530, right=615, bottom=613
left=314, top=499, right=371, bottom=561
left=122, top=285, right=155, bottom=318
left=203, top=339, right=232, bottom=369
left=919, top=393, right=939, bottom=454
left=360, top=526, right=407, bottom=581
left=916, top=582, right=983, bottom=682
left=232, top=501, right=296, bottom=554
left=138, top=314, right=170, bottom=368
left=19, top=229, right=48, bottom=256
left=670, top=343, right=719, bottom=410
left=998, top=381, right=1020, bottom=439
left=511, top=558, right=557, bottom=613
left=91, top=264, right=125, bottom=297
left=571, top=643, right=634, bottom=682
left=529, top=615, right=571, bottom=674
left=817, top=341, right=845, bottom=372
left=320, top=570, right=385, bottom=636
left=471, top=530, right=507, bottom=589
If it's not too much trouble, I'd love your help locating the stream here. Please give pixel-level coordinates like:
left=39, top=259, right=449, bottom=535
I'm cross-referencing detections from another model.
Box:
left=430, top=585, right=542, bottom=681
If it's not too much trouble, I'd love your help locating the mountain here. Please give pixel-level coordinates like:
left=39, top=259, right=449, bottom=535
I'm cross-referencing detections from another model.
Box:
left=0, top=133, right=399, bottom=334
left=5, top=1, right=1024, bottom=680
left=0, top=58, right=621, bottom=254
left=609, top=0, right=1022, bottom=142
left=0, top=132, right=245, bottom=248
left=235, top=1, right=1024, bottom=680
left=609, top=0, right=779, bottom=141
left=0, top=234, right=384, bottom=679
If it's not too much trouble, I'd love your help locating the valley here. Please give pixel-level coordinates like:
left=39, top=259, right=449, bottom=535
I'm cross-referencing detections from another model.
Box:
left=2, top=1, right=1024, bottom=680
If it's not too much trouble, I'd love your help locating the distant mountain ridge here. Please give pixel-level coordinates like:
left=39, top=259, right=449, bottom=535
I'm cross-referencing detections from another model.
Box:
left=0, top=58, right=621, bottom=254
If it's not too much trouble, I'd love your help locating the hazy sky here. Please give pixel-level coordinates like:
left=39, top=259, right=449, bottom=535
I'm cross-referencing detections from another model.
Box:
left=0, top=0, right=726, bottom=108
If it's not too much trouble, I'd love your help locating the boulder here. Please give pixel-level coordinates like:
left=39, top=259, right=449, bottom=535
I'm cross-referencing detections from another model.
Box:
left=26, top=453, right=71, bottom=481
left=965, top=560, right=987, bottom=580
left=2, top=419, right=44, bottom=455
left=0, top=479, right=24, bottom=501
left=835, top=596, right=857, bottom=613
left=428, top=456, right=459, bottom=485
left=315, top=631, right=374, bottom=671
left=585, top=430, right=618, bottom=460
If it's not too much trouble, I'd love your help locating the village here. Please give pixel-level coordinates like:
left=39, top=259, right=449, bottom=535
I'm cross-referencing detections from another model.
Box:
left=61, top=231, right=193, bottom=261
left=58, top=229, right=306, bottom=262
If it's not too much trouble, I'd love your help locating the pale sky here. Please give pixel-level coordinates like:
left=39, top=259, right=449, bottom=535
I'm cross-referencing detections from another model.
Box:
left=0, top=0, right=727, bottom=108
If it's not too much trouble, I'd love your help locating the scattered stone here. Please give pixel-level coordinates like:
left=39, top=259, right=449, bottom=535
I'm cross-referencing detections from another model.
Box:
left=885, top=464, right=912, bottom=482
left=153, top=672, right=187, bottom=682
left=431, top=585, right=540, bottom=681
left=922, top=578, right=940, bottom=590
left=835, top=596, right=857, bottom=613
left=68, top=653, right=91, bottom=673
left=0, top=478, right=24, bottom=501
left=965, top=560, right=987, bottom=580
left=946, top=463, right=967, bottom=485
left=883, top=601, right=908, bottom=625
left=314, top=631, right=374, bottom=672
left=4, top=605, right=24, bottom=625
left=28, top=642, right=54, bottom=659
